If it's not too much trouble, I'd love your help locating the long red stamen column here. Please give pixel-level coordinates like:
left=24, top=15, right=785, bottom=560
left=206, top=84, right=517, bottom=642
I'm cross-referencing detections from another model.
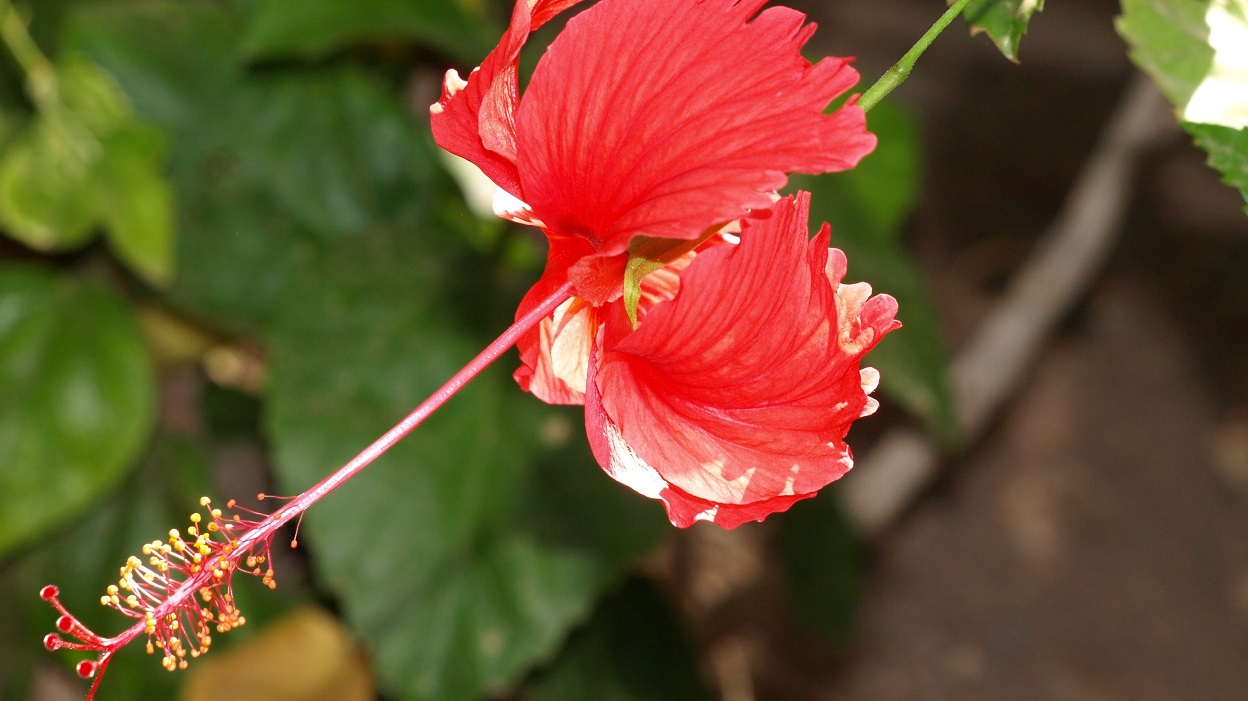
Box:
left=41, top=281, right=575, bottom=701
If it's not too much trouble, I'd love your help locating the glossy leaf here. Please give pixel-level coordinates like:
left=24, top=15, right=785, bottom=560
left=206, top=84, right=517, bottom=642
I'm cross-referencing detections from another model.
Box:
left=790, top=102, right=958, bottom=445
left=265, top=224, right=663, bottom=701
left=521, top=578, right=710, bottom=701
left=962, top=0, right=1045, bottom=61
left=0, top=266, right=156, bottom=560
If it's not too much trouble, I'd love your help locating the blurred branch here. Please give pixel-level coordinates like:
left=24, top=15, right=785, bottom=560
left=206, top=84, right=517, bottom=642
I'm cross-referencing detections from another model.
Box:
left=843, top=74, right=1178, bottom=536
left=0, top=0, right=55, bottom=109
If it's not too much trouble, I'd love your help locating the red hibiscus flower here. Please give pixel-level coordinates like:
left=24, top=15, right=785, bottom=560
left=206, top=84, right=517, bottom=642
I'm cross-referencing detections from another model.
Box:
left=432, top=0, right=897, bottom=527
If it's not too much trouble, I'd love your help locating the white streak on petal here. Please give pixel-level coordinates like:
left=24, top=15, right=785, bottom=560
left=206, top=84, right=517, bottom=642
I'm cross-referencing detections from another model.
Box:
left=701, top=458, right=756, bottom=502
left=780, top=464, right=801, bottom=497
left=693, top=506, right=719, bottom=523
left=602, top=418, right=669, bottom=499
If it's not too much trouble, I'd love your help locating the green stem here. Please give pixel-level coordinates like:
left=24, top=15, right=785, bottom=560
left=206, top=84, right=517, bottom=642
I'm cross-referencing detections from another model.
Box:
left=0, top=0, right=58, bottom=111
left=859, top=0, right=975, bottom=113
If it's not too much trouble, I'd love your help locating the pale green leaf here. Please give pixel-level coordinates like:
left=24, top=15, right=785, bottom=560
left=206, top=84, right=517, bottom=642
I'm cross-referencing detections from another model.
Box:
left=0, top=119, right=98, bottom=250
left=1119, top=0, right=1248, bottom=208
left=97, top=124, right=175, bottom=286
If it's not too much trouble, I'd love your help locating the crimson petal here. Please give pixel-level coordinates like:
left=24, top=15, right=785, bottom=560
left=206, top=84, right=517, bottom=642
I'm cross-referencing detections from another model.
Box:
left=515, top=0, right=876, bottom=258
left=586, top=194, right=899, bottom=528
left=430, top=0, right=587, bottom=197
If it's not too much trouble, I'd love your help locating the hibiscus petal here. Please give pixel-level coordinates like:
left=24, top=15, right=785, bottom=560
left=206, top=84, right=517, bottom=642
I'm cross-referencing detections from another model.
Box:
left=430, top=0, right=587, bottom=196
left=514, top=237, right=700, bottom=404
left=515, top=0, right=876, bottom=258
left=587, top=194, right=899, bottom=528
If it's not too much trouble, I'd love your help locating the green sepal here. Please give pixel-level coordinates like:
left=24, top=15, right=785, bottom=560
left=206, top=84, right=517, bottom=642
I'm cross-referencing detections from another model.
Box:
left=622, top=228, right=720, bottom=326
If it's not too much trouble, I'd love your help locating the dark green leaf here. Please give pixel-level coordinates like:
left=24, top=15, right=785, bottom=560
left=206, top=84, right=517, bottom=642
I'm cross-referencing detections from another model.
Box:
left=0, top=265, right=156, bottom=559
left=790, top=103, right=958, bottom=445
left=66, top=2, right=448, bottom=327
left=962, top=0, right=1045, bottom=61
left=1185, top=122, right=1248, bottom=210
left=778, top=490, right=863, bottom=645
left=522, top=577, right=710, bottom=701
left=236, top=0, right=496, bottom=65
left=264, top=224, right=662, bottom=701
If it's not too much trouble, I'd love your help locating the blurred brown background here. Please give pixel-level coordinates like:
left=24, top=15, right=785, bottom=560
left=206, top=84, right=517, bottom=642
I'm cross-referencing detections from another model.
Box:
left=678, top=0, right=1248, bottom=699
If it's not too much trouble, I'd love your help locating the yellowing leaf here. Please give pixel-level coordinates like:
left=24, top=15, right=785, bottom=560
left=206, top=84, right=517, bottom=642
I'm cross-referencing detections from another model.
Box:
left=182, top=608, right=374, bottom=701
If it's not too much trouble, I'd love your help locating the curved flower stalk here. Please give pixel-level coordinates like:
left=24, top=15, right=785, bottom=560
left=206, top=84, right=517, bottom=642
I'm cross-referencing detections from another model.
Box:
left=44, top=0, right=897, bottom=695
left=433, top=0, right=897, bottom=526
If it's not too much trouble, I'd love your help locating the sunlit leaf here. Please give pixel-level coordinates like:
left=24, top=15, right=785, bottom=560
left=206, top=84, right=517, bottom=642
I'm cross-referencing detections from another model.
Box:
left=962, top=0, right=1045, bottom=61
left=0, top=266, right=156, bottom=560
left=1119, top=0, right=1248, bottom=209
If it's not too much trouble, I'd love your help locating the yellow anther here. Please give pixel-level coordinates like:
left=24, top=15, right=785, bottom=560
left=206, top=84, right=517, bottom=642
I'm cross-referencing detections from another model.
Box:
left=126, top=595, right=139, bottom=607
left=200, top=496, right=211, bottom=507
left=207, top=522, right=219, bottom=533
left=100, top=596, right=111, bottom=606
left=189, top=513, right=201, bottom=524
left=107, top=585, right=119, bottom=595
left=146, top=641, right=154, bottom=654
left=187, top=526, right=198, bottom=536
left=210, top=508, right=221, bottom=519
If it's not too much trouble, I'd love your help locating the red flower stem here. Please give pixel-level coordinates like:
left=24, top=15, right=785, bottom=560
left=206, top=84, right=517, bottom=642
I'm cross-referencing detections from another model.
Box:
left=79, top=280, right=575, bottom=653
left=246, top=279, right=576, bottom=542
